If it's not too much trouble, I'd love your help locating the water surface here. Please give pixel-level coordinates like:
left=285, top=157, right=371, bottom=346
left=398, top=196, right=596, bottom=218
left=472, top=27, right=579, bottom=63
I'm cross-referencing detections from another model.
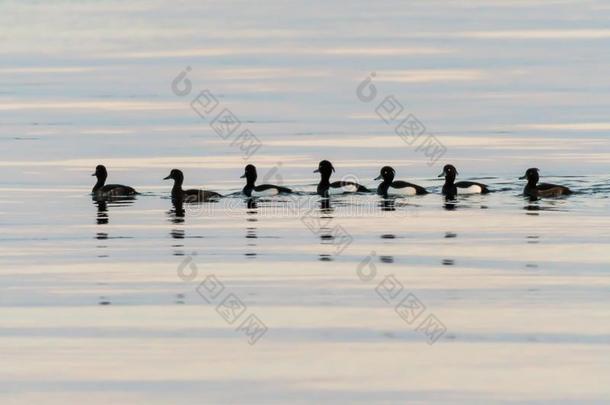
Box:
left=1, top=0, right=610, bottom=403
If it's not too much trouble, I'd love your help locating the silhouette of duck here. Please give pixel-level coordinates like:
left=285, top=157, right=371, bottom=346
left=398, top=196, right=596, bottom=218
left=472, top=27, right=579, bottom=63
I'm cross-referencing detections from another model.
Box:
left=520, top=168, right=572, bottom=199
left=163, top=169, right=221, bottom=202
left=438, top=164, right=489, bottom=197
left=241, top=164, right=292, bottom=197
left=375, top=166, right=427, bottom=197
left=91, top=165, right=137, bottom=197
left=314, top=160, right=369, bottom=197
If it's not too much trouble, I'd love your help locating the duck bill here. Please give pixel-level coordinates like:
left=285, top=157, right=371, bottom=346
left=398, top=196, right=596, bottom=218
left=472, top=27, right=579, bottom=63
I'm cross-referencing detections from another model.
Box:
left=163, top=175, right=171, bottom=180
left=313, top=169, right=320, bottom=173
left=91, top=173, right=96, bottom=176
left=240, top=173, right=247, bottom=178
left=374, top=174, right=382, bottom=180
left=437, top=173, right=445, bottom=178
left=519, top=175, right=526, bottom=180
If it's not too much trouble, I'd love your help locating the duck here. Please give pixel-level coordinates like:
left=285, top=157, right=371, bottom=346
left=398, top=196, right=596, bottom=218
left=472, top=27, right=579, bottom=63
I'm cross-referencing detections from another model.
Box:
left=241, top=164, right=292, bottom=197
left=375, top=166, right=427, bottom=197
left=163, top=169, right=221, bottom=202
left=314, top=160, right=370, bottom=197
left=520, top=168, right=572, bottom=198
left=438, top=164, right=490, bottom=197
left=91, top=165, right=137, bottom=197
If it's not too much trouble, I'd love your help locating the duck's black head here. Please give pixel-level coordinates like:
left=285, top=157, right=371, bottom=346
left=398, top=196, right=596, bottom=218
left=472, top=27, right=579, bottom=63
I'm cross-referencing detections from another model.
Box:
left=519, top=168, right=539, bottom=184
left=92, top=165, right=108, bottom=180
left=241, top=164, right=257, bottom=183
left=375, top=166, right=395, bottom=182
left=164, top=169, right=184, bottom=183
left=314, top=160, right=335, bottom=178
left=438, top=164, right=458, bottom=181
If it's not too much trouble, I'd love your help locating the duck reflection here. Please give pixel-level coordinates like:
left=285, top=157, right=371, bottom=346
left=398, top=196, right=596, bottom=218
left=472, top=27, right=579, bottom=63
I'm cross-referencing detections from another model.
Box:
left=245, top=198, right=258, bottom=258
left=92, top=195, right=136, bottom=225
left=320, top=197, right=332, bottom=213
left=92, top=196, right=135, bottom=259
left=167, top=199, right=185, bottom=224
left=379, top=198, right=396, bottom=212
left=523, top=196, right=566, bottom=214
left=246, top=227, right=258, bottom=239
left=170, top=228, right=185, bottom=256
left=94, top=199, right=108, bottom=224
left=443, top=195, right=457, bottom=211
left=318, top=201, right=335, bottom=245
left=380, top=255, right=394, bottom=263
left=171, top=229, right=185, bottom=239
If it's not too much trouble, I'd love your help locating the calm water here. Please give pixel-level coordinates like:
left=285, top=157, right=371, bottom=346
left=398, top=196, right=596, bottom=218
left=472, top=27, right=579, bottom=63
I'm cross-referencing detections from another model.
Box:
left=2, top=0, right=610, bottom=403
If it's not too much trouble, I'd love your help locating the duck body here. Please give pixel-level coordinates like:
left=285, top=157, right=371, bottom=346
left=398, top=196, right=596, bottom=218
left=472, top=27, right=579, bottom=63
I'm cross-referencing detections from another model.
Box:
left=241, top=165, right=292, bottom=197
left=318, top=180, right=369, bottom=196
left=520, top=168, right=572, bottom=199
left=439, top=165, right=489, bottom=197
left=375, top=166, right=427, bottom=197
left=243, top=183, right=292, bottom=197
left=315, top=160, right=369, bottom=197
left=92, top=165, right=137, bottom=197
left=180, top=188, right=222, bottom=202
left=164, top=169, right=221, bottom=202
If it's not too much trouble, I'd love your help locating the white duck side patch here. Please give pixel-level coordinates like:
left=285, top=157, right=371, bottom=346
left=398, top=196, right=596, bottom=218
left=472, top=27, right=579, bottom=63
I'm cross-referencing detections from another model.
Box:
left=388, top=186, right=417, bottom=196
left=329, top=184, right=358, bottom=194
left=457, top=184, right=482, bottom=194
left=251, top=188, right=279, bottom=197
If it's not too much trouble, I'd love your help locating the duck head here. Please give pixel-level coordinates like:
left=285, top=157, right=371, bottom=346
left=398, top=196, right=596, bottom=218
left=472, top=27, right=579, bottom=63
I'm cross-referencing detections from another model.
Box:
left=438, top=164, right=458, bottom=180
left=92, top=165, right=108, bottom=180
left=314, top=160, right=335, bottom=178
left=375, top=166, right=395, bottom=182
left=240, top=164, right=257, bottom=183
left=164, top=169, right=184, bottom=183
left=519, top=168, right=539, bottom=184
